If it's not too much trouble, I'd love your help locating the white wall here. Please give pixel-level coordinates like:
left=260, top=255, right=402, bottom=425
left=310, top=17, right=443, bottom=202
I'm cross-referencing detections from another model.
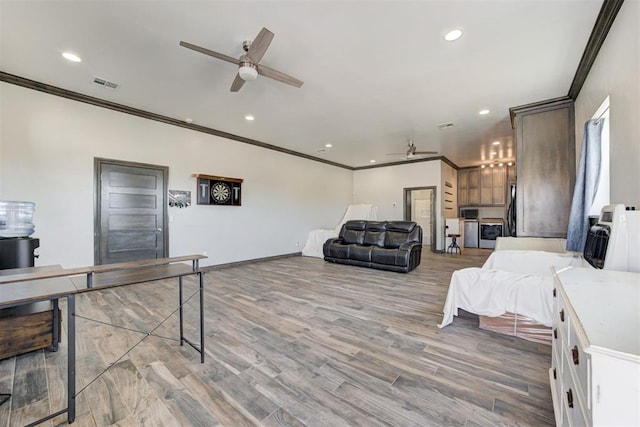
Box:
left=0, top=83, right=353, bottom=267
left=575, top=0, right=640, bottom=206
left=353, top=160, right=444, bottom=250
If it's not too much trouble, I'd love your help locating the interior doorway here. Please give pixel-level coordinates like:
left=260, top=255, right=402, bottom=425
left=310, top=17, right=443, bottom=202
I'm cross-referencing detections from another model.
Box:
left=94, top=158, right=169, bottom=265
left=404, top=186, right=436, bottom=252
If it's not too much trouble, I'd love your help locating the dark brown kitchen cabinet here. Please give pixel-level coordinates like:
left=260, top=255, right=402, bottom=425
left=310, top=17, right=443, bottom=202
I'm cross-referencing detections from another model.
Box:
left=510, top=97, right=575, bottom=238
left=480, top=166, right=505, bottom=205
left=458, top=169, right=469, bottom=206
left=458, top=168, right=481, bottom=206
left=507, top=164, right=517, bottom=183
left=491, top=167, right=505, bottom=205
left=460, top=166, right=505, bottom=206
left=480, top=167, right=493, bottom=205
left=468, top=169, right=480, bottom=204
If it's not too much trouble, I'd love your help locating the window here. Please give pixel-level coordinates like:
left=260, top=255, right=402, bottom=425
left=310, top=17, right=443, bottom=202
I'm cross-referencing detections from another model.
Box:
left=589, top=96, right=610, bottom=216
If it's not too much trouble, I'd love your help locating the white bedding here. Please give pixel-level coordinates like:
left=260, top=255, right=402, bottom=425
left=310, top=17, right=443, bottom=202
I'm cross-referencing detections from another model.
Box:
left=483, top=250, right=587, bottom=275
left=438, top=250, right=589, bottom=328
left=301, top=204, right=377, bottom=258
left=438, top=268, right=555, bottom=327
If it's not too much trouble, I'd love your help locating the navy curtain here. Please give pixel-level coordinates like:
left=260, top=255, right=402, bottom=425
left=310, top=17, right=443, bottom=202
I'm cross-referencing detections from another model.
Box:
left=566, top=119, right=604, bottom=252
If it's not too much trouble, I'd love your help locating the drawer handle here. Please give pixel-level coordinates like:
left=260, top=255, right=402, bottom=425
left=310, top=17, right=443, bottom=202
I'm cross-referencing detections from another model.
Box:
left=553, top=288, right=556, bottom=297
left=572, top=346, right=579, bottom=365
left=560, top=309, right=565, bottom=322
left=567, top=388, right=574, bottom=408
left=553, top=328, right=558, bottom=339
left=553, top=368, right=557, bottom=380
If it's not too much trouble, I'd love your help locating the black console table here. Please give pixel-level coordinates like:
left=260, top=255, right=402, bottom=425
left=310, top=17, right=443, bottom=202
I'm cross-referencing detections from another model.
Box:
left=0, top=254, right=206, bottom=425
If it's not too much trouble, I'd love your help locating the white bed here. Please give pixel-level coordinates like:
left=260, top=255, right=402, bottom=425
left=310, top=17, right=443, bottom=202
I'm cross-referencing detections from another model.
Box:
left=438, top=250, right=588, bottom=330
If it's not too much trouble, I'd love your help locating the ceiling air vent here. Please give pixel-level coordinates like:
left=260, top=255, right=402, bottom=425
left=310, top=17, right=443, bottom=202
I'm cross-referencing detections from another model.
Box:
left=93, top=77, right=119, bottom=89
left=437, top=122, right=455, bottom=130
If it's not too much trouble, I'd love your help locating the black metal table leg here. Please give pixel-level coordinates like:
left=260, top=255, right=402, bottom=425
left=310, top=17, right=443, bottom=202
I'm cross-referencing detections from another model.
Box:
left=52, top=299, right=59, bottom=352
left=67, top=294, right=76, bottom=423
left=179, top=276, right=184, bottom=346
left=199, top=272, right=205, bottom=363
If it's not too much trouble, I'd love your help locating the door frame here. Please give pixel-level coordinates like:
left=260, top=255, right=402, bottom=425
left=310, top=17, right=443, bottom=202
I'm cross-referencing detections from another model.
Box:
left=403, top=186, right=437, bottom=253
left=93, top=157, right=169, bottom=265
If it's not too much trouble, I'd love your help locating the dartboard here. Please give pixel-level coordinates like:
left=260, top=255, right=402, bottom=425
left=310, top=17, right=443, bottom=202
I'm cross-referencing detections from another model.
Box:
left=211, top=182, right=231, bottom=203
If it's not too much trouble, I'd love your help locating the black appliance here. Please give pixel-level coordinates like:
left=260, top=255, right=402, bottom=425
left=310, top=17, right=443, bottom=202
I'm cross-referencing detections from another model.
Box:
left=507, top=184, right=517, bottom=236
left=460, top=208, right=479, bottom=220
left=583, top=224, right=610, bottom=269
left=0, top=237, right=39, bottom=270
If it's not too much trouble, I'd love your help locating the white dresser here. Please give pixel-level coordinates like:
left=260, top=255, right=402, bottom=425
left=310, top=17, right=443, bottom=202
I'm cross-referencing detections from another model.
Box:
left=550, top=267, right=640, bottom=426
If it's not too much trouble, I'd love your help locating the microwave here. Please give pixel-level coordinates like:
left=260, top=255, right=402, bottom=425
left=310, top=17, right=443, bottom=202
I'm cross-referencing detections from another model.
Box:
left=460, top=208, right=479, bottom=219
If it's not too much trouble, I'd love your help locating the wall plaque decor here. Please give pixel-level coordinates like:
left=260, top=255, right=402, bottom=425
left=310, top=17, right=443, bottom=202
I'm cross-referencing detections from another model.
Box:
left=168, top=190, right=191, bottom=208
left=193, top=174, right=243, bottom=206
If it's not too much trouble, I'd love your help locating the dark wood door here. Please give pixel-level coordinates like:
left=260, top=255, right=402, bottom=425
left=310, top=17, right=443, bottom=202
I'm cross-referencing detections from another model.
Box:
left=94, top=158, right=168, bottom=265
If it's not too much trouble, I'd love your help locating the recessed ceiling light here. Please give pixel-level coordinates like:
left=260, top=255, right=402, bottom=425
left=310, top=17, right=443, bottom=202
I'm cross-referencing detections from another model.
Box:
left=479, top=109, right=490, bottom=115
left=244, top=114, right=254, bottom=121
left=185, top=118, right=193, bottom=124
left=492, top=141, right=500, bottom=145
left=507, top=162, right=513, bottom=166
left=481, top=165, right=486, bottom=169
left=62, top=52, right=82, bottom=63
left=444, top=29, right=463, bottom=42
left=370, top=160, right=376, bottom=163
left=325, top=143, right=333, bottom=148
left=499, top=163, right=504, bottom=167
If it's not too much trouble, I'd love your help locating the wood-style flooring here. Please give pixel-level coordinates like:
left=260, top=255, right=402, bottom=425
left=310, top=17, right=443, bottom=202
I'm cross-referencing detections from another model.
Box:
left=0, top=249, right=555, bottom=426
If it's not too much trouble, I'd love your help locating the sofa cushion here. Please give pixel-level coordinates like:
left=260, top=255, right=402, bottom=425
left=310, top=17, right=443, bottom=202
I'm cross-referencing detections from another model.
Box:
left=385, top=221, right=420, bottom=248
left=387, top=221, right=416, bottom=232
left=341, top=220, right=366, bottom=245
left=363, top=221, right=387, bottom=247
left=326, top=242, right=350, bottom=259
left=371, top=246, right=401, bottom=266
left=350, top=245, right=373, bottom=262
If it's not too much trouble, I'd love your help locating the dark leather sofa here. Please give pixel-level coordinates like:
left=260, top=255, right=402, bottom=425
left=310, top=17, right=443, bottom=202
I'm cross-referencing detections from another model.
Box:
left=323, top=220, right=423, bottom=273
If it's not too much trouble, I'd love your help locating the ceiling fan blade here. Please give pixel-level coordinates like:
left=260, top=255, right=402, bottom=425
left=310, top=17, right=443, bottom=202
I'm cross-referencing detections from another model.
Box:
left=414, top=151, right=439, bottom=155
left=386, top=152, right=408, bottom=155
left=246, top=27, right=274, bottom=63
left=230, top=73, right=246, bottom=92
left=179, top=41, right=240, bottom=65
left=257, top=64, right=303, bottom=88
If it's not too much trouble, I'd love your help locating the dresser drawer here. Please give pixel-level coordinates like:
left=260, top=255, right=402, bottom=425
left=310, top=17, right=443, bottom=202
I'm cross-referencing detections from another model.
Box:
left=550, top=344, right=563, bottom=423
left=561, top=354, right=589, bottom=427
left=568, top=317, right=591, bottom=410
left=555, top=291, right=570, bottom=344
left=552, top=324, right=562, bottom=360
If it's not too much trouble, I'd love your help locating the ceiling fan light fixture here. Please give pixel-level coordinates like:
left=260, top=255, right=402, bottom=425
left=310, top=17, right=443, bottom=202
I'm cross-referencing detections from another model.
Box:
left=238, top=63, right=258, bottom=81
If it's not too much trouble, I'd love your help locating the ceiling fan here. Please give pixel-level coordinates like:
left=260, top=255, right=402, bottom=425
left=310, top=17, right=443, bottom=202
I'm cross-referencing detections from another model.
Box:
left=179, top=27, right=303, bottom=92
left=387, top=140, right=438, bottom=159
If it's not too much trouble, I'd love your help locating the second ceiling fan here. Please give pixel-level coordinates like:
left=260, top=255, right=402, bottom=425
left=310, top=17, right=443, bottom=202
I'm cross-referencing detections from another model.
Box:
left=388, top=140, right=438, bottom=159
left=180, top=27, right=303, bottom=92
